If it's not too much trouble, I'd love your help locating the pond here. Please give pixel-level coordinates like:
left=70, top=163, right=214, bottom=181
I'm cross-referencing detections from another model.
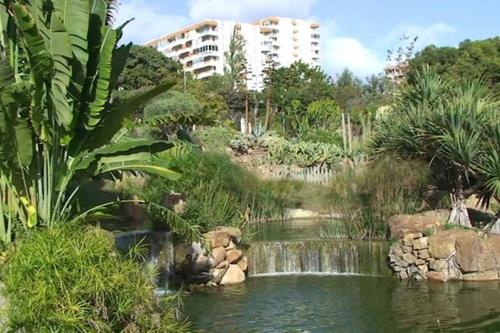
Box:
left=184, top=220, right=500, bottom=332
left=185, top=275, right=500, bottom=332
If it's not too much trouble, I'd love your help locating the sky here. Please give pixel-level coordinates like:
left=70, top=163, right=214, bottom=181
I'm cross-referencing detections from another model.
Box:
left=115, top=0, right=500, bottom=78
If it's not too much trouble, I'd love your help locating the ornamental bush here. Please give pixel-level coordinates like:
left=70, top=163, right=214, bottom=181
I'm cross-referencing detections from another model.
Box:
left=1, top=224, right=189, bottom=333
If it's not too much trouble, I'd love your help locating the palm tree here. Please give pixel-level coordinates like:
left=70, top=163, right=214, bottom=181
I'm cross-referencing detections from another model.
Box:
left=0, top=0, right=199, bottom=245
left=372, top=68, right=499, bottom=228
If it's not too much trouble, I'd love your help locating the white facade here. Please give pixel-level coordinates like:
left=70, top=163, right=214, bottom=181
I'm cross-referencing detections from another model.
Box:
left=145, top=17, right=320, bottom=90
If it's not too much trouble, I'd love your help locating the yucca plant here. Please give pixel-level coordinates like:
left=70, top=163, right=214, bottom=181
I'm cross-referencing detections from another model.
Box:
left=0, top=0, right=186, bottom=246
left=373, top=68, right=500, bottom=228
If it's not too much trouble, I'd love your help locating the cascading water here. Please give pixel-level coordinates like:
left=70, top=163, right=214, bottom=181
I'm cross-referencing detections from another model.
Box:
left=114, top=230, right=175, bottom=287
left=247, top=239, right=391, bottom=276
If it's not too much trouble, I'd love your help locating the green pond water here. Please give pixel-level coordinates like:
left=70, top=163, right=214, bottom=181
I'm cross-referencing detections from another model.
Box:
left=185, top=275, right=500, bottom=332
left=184, top=220, right=500, bottom=332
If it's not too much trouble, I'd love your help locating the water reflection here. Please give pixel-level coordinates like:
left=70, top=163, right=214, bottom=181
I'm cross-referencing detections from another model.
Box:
left=185, top=276, right=500, bottom=333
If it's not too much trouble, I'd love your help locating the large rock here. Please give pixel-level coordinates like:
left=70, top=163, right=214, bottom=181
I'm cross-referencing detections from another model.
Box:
left=388, top=210, right=449, bottom=239
left=455, top=231, right=496, bottom=273
left=412, top=237, right=429, bottom=250
left=226, top=249, right=243, bottom=264
left=214, top=226, right=242, bottom=242
left=212, top=266, right=229, bottom=284
left=204, top=231, right=230, bottom=248
left=211, top=247, right=226, bottom=267
left=462, top=271, right=499, bottom=281
left=237, top=256, right=248, bottom=272
left=220, top=264, right=246, bottom=285
left=428, top=230, right=459, bottom=259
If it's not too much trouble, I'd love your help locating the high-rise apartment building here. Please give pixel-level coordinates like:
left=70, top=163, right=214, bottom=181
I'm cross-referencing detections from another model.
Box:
left=145, top=17, right=320, bottom=90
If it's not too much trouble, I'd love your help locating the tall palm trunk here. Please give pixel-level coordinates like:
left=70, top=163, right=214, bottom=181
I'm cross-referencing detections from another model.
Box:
left=264, top=88, right=271, bottom=131
left=448, top=173, right=472, bottom=228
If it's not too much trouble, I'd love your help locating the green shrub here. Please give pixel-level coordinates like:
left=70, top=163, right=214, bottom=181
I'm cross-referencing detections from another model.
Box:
left=144, top=146, right=295, bottom=233
left=195, top=125, right=240, bottom=152
left=321, top=157, right=429, bottom=240
left=2, top=225, right=190, bottom=333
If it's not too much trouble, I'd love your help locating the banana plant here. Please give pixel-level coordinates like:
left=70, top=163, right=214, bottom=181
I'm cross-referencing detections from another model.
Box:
left=0, top=0, right=182, bottom=245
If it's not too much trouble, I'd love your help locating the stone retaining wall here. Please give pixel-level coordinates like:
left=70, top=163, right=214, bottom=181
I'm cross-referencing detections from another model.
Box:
left=388, top=211, right=500, bottom=281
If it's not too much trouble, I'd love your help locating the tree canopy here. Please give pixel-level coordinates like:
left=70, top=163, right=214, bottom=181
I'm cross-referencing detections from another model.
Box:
left=119, top=44, right=181, bottom=90
left=408, top=37, right=500, bottom=94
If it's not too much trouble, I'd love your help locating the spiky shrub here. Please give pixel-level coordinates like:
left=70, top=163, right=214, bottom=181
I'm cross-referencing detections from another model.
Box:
left=372, top=68, right=500, bottom=227
left=1, top=224, right=190, bottom=332
left=0, top=0, right=180, bottom=246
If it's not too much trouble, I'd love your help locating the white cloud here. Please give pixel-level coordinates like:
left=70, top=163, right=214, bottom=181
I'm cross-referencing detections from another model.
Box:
left=188, top=0, right=317, bottom=22
left=321, top=22, right=455, bottom=77
left=322, top=37, right=385, bottom=77
left=384, top=23, right=455, bottom=48
left=116, top=1, right=190, bottom=44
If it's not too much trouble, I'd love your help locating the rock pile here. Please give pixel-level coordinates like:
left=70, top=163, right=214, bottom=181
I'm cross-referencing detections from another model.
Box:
left=174, top=226, right=248, bottom=286
left=388, top=211, right=500, bottom=281
left=389, top=232, right=432, bottom=280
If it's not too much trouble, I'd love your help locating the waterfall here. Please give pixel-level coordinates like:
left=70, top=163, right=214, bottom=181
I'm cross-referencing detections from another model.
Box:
left=247, top=239, right=391, bottom=276
left=114, top=230, right=175, bottom=287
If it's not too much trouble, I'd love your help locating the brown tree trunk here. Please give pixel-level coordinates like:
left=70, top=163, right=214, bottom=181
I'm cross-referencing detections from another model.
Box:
left=264, top=88, right=271, bottom=131
left=448, top=174, right=472, bottom=228
left=244, top=93, right=249, bottom=135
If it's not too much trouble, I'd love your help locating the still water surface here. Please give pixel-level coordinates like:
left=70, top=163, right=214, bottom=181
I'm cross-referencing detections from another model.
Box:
left=185, top=274, right=500, bottom=332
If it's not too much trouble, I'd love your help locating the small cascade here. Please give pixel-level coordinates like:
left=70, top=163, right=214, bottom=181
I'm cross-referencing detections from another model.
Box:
left=247, top=239, right=391, bottom=276
left=114, top=230, right=175, bottom=287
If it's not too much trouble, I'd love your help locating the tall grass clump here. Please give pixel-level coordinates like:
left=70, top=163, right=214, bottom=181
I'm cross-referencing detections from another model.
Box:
left=321, top=157, right=429, bottom=240
left=1, top=224, right=190, bottom=333
left=144, top=142, right=296, bottom=234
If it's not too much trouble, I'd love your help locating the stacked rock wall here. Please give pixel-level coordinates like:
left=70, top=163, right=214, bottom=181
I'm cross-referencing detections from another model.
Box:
left=388, top=211, right=500, bottom=281
left=174, top=226, right=248, bottom=286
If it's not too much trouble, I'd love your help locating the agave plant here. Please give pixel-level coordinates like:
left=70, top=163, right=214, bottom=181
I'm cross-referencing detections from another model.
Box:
left=0, top=0, right=189, bottom=245
left=373, top=68, right=500, bottom=228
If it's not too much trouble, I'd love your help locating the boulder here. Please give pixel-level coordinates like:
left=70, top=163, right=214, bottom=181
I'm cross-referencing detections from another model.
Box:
left=401, top=245, right=413, bottom=253
left=429, top=259, right=447, bottom=272
left=388, top=210, right=449, bottom=239
left=486, top=234, right=500, bottom=269
left=462, top=271, right=499, bottom=281
left=216, top=260, right=229, bottom=269
left=428, top=271, right=446, bottom=281
left=389, top=243, right=404, bottom=257
left=212, top=266, right=229, bottom=284
left=412, top=237, right=429, bottom=250
left=226, top=249, right=243, bottom=264
left=403, top=233, right=423, bottom=245
left=402, top=253, right=417, bottom=264
left=417, top=249, right=430, bottom=260
left=205, top=231, right=230, bottom=248
left=214, top=226, right=242, bottom=243
left=211, top=247, right=226, bottom=267
left=237, top=256, right=248, bottom=272
left=455, top=231, right=496, bottom=273
left=428, top=230, right=459, bottom=259
left=220, top=264, right=246, bottom=285
left=415, top=259, right=426, bottom=266
left=226, top=240, right=236, bottom=250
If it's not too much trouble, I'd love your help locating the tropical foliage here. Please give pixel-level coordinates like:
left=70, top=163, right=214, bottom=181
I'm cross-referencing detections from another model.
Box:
left=408, top=37, right=500, bottom=94
left=0, top=0, right=179, bottom=246
left=372, top=68, right=500, bottom=227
